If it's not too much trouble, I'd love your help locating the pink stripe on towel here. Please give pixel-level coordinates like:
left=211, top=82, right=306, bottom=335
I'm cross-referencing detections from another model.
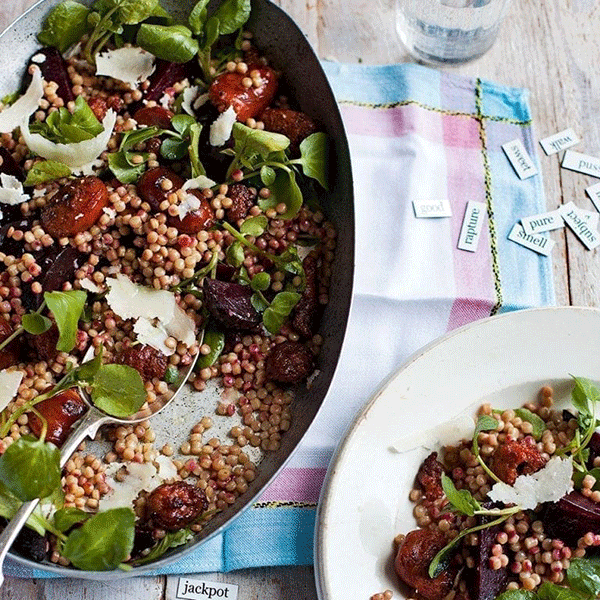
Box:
left=258, top=468, right=328, bottom=503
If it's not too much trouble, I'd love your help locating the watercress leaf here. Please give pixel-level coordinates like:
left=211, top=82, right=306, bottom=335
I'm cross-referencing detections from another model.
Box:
left=1, top=91, right=20, bottom=107
left=37, top=1, right=91, bottom=53
left=189, top=0, right=210, bottom=35
left=75, top=346, right=104, bottom=383
left=428, top=534, right=462, bottom=578
left=496, top=592, right=538, bottom=600
left=137, top=23, right=199, bottom=63
left=251, top=292, right=269, bottom=313
left=21, top=313, right=52, bottom=335
left=132, top=527, right=192, bottom=565
left=515, top=408, right=546, bottom=441
left=110, top=0, right=160, bottom=25
left=226, top=241, right=245, bottom=268
left=44, top=290, right=87, bottom=353
left=172, top=114, right=196, bottom=137
left=90, top=364, right=146, bottom=418
left=164, top=365, right=180, bottom=385
left=0, top=436, right=61, bottom=501
left=567, top=557, right=600, bottom=596
left=298, top=132, right=329, bottom=190
left=108, top=151, right=147, bottom=184
left=161, top=137, right=188, bottom=161
left=203, top=17, right=220, bottom=51
left=263, top=292, right=301, bottom=334
left=124, top=152, right=149, bottom=167
left=441, top=473, right=481, bottom=516
left=263, top=308, right=285, bottom=335
left=571, top=376, right=600, bottom=417
left=232, top=123, right=290, bottom=158
left=24, top=160, right=72, bottom=187
left=258, top=169, right=303, bottom=220
left=472, top=414, right=499, bottom=455
left=189, top=123, right=206, bottom=177
left=53, top=507, right=90, bottom=533
left=537, top=581, right=588, bottom=600
left=240, top=215, right=268, bottom=237
left=213, top=0, right=251, bottom=35
left=260, top=165, right=276, bottom=186
left=62, top=507, right=135, bottom=571
left=120, top=126, right=162, bottom=151
left=63, top=96, right=104, bottom=139
left=251, top=272, right=271, bottom=292
left=196, top=330, right=226, bottom=369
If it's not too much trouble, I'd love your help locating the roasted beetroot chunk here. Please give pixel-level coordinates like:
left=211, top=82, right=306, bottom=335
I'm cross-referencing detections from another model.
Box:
left=292, top=255, right=320, bottom=338
left=541, top=491, right=600, bottom=545
left=117, top=345, right=168, bottom=382
left=144, top=60, right=193, bottom=103
left=30, top=48, right=74, bottom=104
left=0, top=517, right=48, bottom=562
left=394, top=529, right=457, bottom=600
left=146, top=482, right=208, bottom=531
left=0, top=147, right=24, bottom=181
left=265, top=341, right=313, bottom=384
left=203, top=278, right=261, bottom=330
left=0, top=318, right=19, bottom=369
left=417, top=452, right=445, bottom=502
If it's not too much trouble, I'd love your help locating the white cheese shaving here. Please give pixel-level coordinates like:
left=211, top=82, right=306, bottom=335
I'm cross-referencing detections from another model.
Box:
left=74, top=158, right=105, bottom=176
left=133, top=318, right=173, bottom=356
left=165, top=305, right=196, bottom=347
left=31, top=54, right=46, bottom=64
left=21, top=109, right=117, bottom=170
left=392, top=414, right=475, bottom=453
left=182, top=85, right=200, bottom=116
left=209, top=105, right=237, bottom=147
left=177, top=193, right=201, bottom=220
left=79, top=279, right=102, bottom=293
left=193, top=93, right=210, bottom=111
left=0, top=174, right=29, bottom=205
left=182, top=176, right=217, bottom=192
left=0, top=370, right=24, bottom=413
left=33, top=187, right=47, bottom=198
left=160, top=92, right=172, bottom=110
left=488, top=456, right=573, bottom=510
left=0, top=67, right=44, bottom=134
left=95, top=47, right=156, bottom=87
left=99, top=458, right=177, bottom=511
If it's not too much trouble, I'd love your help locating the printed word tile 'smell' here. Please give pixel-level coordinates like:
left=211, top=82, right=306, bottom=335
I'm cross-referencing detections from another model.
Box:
left=507, top=223, right=555, bottom=256
left=539, top=128, right=579, bottom=155
left=502, top=139, right=538, bottom=179
left=457, top=201, right=486, bottom=252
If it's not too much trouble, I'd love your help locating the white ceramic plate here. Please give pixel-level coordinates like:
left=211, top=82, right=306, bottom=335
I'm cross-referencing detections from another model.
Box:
left=315, top=306, right=600, bottom=600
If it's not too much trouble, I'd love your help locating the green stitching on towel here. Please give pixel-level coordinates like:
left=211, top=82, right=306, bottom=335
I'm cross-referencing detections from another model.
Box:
left=475, top=78, right=503, bottom=316
left=252, top=501, right=318, bottom=509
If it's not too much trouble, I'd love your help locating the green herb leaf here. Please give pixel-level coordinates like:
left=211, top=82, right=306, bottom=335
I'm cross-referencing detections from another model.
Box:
left=572, top=376, right=600, bottom=417
left=137, top=23, right=200, bottom=63
left=515, top=408, right=546, bottom=441
left=0, top=436, right=61, bottom=501
left=133, top=527, right=192, bottom=565
left=203, top=17, right=220, bottom=50
left=172, top=114, right=196, bottom=137
left=258, top=169, right=303, bottom=220
left=567, top=557, right=600, bottom=596
left=441, top=473, right=481, bottom=516
left=196, top=330, right=226, bottom=369
left=263, top=291, right=301, bottom=334
left=1, top=91, right=20, bottom=107
left=251, top=272, right=271, bottom=292
left=213, top=0, right=251, bottom=35
left=120, top=126, right=162, bottom=151
left=53, top=507, right=91, bottom=533
left=297, top=132, right=329, bottom=190
left=496, top=591, right=538, bottom=600
left=21, top=313, right=52, bottom=335
left=103, top=0, right=161, bottom=25
left=260, top=165, right=276, bottom=186
left=251, top=292, right=269, bottom=313
left=472, top=414, right=498, bottom=455
left=24, top=160, right=72, bottom=187
left=537, top=581, right=589, bottom=600
left=44, top=290, right=87, bottom=352
left=164, top=365, right=180, bottom=385
left=108, top=151, right=147, bottom=184
left=90, top=364, right=146, bottom=418
left=428, top=534, right=462, bottom=578
left=226, top=241, right=245, bottom=268
left=62, top=507, right=135, bottom=571
left=0, top=485, right=47, bottom=535
left=189, top=0, right=210, bottom=35
left=240, top=216, right=268, bottom=237
left=75, top=346, right=104, bottom=383
left=161, top=137, right=189, bottom=161
left=37, top=1, right=91, bottom=53
left=189, top=123, right=206, bottom=177
left=232, top=123, right=290, bottom=159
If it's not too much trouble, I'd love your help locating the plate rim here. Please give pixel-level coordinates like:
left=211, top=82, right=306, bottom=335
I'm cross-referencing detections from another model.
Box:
left=314, top=305, right=600, bottom=600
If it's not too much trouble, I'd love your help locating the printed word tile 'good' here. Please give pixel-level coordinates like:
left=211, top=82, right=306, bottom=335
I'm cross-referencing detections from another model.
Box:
left=502, top=139, right=538, bottom=179
left=412, top=199, right=452, bottom=218
left=539, top=128, right=579, bottom=156
left=457, top=201, right=486, bottom=252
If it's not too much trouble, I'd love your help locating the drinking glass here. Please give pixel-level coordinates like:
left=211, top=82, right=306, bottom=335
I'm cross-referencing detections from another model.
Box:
left=396, top=0, right=512, bottom=65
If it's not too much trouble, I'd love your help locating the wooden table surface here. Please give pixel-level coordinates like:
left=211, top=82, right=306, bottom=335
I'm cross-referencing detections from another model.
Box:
left=1, top=0, right=600, bottom=598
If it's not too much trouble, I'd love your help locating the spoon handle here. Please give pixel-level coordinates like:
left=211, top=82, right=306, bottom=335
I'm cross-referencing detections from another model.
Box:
left=0, top=407, right=107, bottom=587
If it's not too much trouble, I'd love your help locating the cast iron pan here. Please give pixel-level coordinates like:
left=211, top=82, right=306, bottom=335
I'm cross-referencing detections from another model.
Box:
left=0, top=0, right=354, bottom=579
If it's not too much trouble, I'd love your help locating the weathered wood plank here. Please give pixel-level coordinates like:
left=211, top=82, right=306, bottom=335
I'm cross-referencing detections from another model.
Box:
left=41, top=577, right=165, bottom=600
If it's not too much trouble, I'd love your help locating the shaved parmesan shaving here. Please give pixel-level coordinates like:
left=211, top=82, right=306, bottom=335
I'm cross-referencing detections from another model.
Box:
left=182, top=85, right=200, bottom=116
left=96, top=48, right=156, bottom=87
left=21, top=109, right=117, bottom=169
left=210, top=106, right=237, bottom=147
left=79, top=279, right=102, bottom=293
left=182, top=176, right=216, bottom=191
left=193, top=93, right=209, bottom=111
left=75, top=158, right=105, bottom=176
left=105, top=274, right=196, bottom=348
left=0, top=67, right=44, bottom=134
left=0, top=174, right=29, bottom=205
left=392, top=414, right=475, bottom=453
left=160, top=93, right=172, bottom=110
left=177, top=193, right=201, bottom=220
left=99, top=458, right=177, bottom=511
left=0, top=370, right=24, bottom=412
left=133, top=318, right=173, bottom=356
left=33, top=187, right=47, bottom=198
left=488, top=456, right=573, bottom=510
left=31, top=54, right=46, bottom=64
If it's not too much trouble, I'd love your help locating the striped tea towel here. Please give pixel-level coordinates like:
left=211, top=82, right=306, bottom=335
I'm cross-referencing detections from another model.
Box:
left=9, top=62, right=554, bottom=578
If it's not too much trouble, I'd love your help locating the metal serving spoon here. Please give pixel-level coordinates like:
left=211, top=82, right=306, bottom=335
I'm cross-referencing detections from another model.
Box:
left=0, top=347, right=200, bottom=586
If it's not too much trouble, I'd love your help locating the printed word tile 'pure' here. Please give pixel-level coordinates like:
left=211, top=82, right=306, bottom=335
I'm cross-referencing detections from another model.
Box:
left=457, top=201, right=486, bottom=252
left=507, top=223, right=555, bottom=256
left=502, top=139, right=538, bottom=179
left=521, top=209, right=564, bottom=235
